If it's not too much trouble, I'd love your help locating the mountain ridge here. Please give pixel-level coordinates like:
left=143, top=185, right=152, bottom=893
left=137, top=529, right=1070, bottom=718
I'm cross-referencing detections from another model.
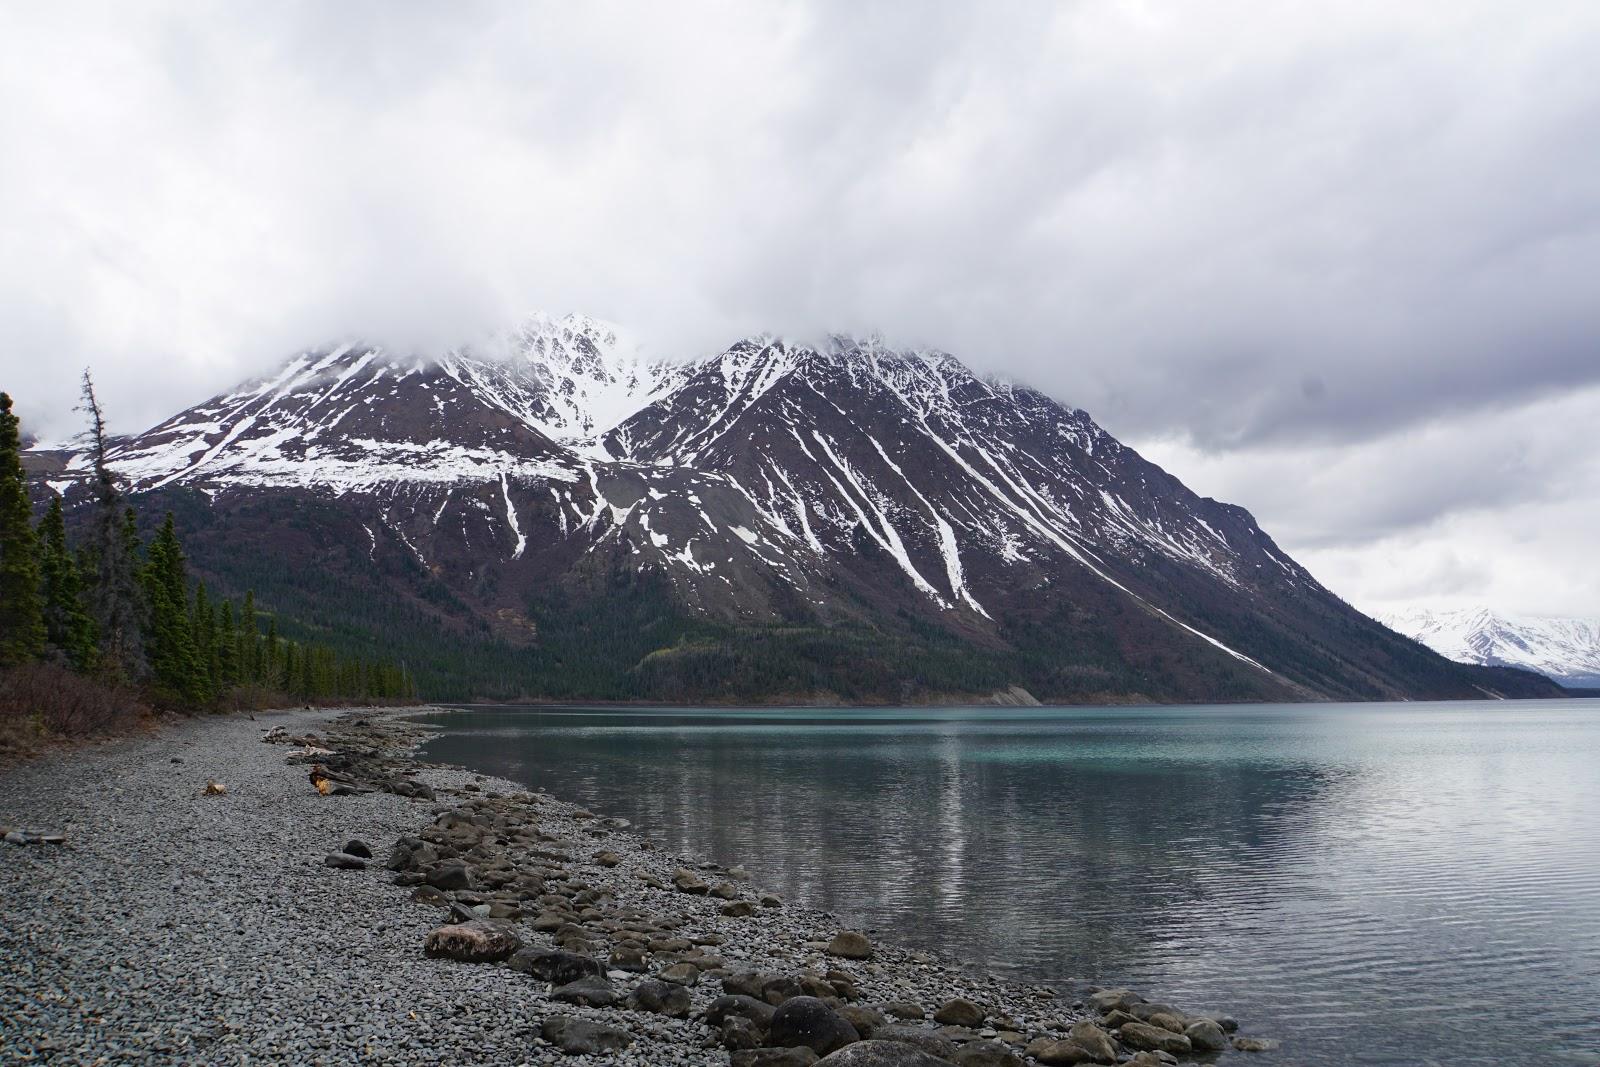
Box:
left=1379, top=606, right=1600, bottom=689
left=28, top=313, right=1563, bottom=704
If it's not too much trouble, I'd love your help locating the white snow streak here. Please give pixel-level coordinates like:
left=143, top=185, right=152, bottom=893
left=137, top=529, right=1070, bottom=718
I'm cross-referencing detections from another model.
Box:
left=500, top=472, right=526, bottom=559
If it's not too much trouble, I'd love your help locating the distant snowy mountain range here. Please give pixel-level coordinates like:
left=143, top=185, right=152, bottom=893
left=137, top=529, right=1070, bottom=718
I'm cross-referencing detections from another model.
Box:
left=1379, top=607, right=1600, bottom=689
left=24, top=313, right=1565, bottom=702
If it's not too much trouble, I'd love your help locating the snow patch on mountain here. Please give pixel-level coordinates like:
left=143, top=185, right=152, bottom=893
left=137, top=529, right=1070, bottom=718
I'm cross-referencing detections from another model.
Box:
left=1379, top=607, right=1600, bottom=688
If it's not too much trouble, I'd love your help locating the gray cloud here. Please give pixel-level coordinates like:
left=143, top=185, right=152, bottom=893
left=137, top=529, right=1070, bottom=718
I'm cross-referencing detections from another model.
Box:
left=1137, top=383, right=1600, bottom=615
left=1, top=1, right=1596, bottom=614
left=1141, top=384, right=1600, bottom=547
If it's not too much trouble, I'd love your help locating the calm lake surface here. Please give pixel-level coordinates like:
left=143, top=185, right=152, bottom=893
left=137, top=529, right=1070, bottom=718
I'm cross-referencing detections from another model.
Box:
left=419, top=700, right=1600, bottom=1066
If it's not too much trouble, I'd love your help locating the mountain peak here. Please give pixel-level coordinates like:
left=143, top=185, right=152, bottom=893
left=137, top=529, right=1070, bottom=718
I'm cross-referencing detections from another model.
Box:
left=506, top=312, right=631, bottom=361
left=1380, top=606, right=1600, bottom=688
left=30, top=316, right=1567, bottom=704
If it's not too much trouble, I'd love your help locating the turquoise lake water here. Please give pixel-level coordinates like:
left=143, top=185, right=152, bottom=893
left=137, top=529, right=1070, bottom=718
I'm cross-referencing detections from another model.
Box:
left=419, top=699, right=1600, bottom=1066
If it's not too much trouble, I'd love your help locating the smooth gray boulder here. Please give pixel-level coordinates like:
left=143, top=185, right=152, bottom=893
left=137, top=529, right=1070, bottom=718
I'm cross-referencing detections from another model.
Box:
left=871, top=1024, right=958, bottom=1059
left=508, top=947, right=602, bottom=985
left=732, top=1049, right=822, bottom=1067
left=541, top=1016, right=632, bottom=1055
left=826, top=931, right=874, bottom=960
left=627, top=978, right=691, bottom=1018
left=931, top=999, right=985, bottom=1028
left=769, top=996, right=860, bottom=1056
left=815, top=1040, right=958, bottom=1065
left=550, top=975, right=617, bottom=1007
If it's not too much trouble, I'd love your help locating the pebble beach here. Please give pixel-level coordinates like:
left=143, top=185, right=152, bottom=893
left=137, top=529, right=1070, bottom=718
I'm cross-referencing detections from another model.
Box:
left=0, top=707, right=1268, bottom=1065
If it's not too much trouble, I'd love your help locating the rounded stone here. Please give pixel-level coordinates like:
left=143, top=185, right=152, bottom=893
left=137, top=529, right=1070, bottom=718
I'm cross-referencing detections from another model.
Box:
left=932, top=998, right=985, bottom=1028
left=814, top=1040, right=961, bottom=1065
left=421, top=919, right=521, bottom=963
left=550, top=974, right=618, bottom=1007
left=1184, top=1019, right=1228, bottom=1052
left=953, top=1038, right=1025, bottom=1067
left=871, top=1023, right=958, bottom=1059
left=508, top=947, right=602, bottom=985
left=769, top=996, right=861, bottom=1056
left=826, top=931, right=874, bottom=960
left=627, top=978, right=691, bottom=1018
left=732, top=1049, right=822, bottom=1067
left=1118, top=1021, right=1192, bottom=1056
left=658, top=961, right=701, bottom=986
left=1026, top=1038, right=1096, bottom=1065
left=541, top=1016, right=632, bottom=1054
left=838, top=1005, right=887, bottom=1037
left=1067, top=1020, right=1118, bottom=1063
left=322, top=852, right=366, bottom=870
left=705, top=994, right=778, bottom=1030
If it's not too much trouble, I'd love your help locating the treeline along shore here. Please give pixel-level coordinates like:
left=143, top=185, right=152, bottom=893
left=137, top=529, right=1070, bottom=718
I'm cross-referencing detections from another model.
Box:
left=1, top=380, right=414, bottom=759
left=0, top=705, right=1278, bottom=1064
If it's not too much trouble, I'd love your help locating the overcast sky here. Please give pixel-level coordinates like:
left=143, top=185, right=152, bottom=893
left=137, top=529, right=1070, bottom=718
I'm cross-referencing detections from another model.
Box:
left=2, top=2, right=1597, bottom=617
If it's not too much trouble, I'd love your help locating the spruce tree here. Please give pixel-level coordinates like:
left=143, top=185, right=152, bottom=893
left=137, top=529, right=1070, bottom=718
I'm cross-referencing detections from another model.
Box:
left=78, top=373, right=145, bottom=678
left=143, top=512, right=202, bottom=703
left=38, top=495, right=96, bottom=668
left=281, top=638, right=297, bottom=696
left=192, top=581, right=218, bottom=701
left=218, top=599, right=238, bottom=689
left=0, top=392, right=46, bottom=666
left=264, top=615, right=280, bottom=688
left=239, top=591, right=258, bottom=683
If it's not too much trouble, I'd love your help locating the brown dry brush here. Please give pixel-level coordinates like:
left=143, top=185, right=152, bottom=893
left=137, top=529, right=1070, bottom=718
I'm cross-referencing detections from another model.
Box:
left=0, top=662, right=152, bottom=756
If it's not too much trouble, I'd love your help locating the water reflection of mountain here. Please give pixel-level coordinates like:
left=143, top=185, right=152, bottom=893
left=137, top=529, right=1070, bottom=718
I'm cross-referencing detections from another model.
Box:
left=418, top=704, right=1600, bottom=1067
left=418, top=708, right=1347, bottom=992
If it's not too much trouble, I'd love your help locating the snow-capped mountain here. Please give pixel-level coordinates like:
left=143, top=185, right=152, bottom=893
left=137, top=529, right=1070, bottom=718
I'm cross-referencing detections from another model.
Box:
left=1379, top=607, right=1600, bottom=689
left=34, top=314, right=1564, bottom=703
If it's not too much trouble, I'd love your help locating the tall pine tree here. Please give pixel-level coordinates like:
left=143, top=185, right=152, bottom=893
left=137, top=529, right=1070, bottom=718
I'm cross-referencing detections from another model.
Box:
left=143, top=512, right=203, bottom=704
left=264, top=615, right=280, bottom=688
left=218, top=599, right=239, bottom=689
left=192, top=581, right=218, bottom=700
left=240, top=591, right=259, bottom=683
left=78, top=372, right=145, bottom=678
left=38, top=495, right=96, bottom=668
left=0, top=391, right=46, bottom=667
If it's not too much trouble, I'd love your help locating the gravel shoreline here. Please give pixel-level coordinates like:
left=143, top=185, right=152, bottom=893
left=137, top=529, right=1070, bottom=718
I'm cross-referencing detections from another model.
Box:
left=0, top=706, right=1267, bottom=1065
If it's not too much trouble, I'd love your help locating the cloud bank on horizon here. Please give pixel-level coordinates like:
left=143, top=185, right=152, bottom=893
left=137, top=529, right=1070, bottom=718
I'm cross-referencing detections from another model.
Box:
left=2, top=1, right=1597, bottom=617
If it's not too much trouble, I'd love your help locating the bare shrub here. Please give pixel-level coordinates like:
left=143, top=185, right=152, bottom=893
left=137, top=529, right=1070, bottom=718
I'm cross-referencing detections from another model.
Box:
left=0, top=663, right=151, bottom=740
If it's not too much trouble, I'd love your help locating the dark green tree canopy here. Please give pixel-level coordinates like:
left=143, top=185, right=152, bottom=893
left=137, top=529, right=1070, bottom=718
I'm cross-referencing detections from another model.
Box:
left=38, top=495, right=96, bottom=669
left=0, top=391, right=46, bottom=667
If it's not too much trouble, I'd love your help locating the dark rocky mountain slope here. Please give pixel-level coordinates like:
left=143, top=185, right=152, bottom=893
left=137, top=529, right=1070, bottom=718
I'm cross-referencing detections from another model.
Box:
left=30, top=314, right=1562, bottom=703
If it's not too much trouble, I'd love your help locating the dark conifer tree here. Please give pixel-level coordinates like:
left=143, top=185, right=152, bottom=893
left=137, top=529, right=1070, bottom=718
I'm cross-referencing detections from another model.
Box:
left=0, top=392, right=46, bottom=666
left=191, top=581, right=218, bottom=700
left=143, top=512, right=203, bottom=703
left=38, top=496, right=96, bottom=668
left=78, top=373, right=145, bottom=678
left=218, top=599, right=239, bottom=688
left=264, top=615, right=280, bottom=688
left=239, top=591, right=258, bottom=682
left=281, top=638, right=297, bottom=695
